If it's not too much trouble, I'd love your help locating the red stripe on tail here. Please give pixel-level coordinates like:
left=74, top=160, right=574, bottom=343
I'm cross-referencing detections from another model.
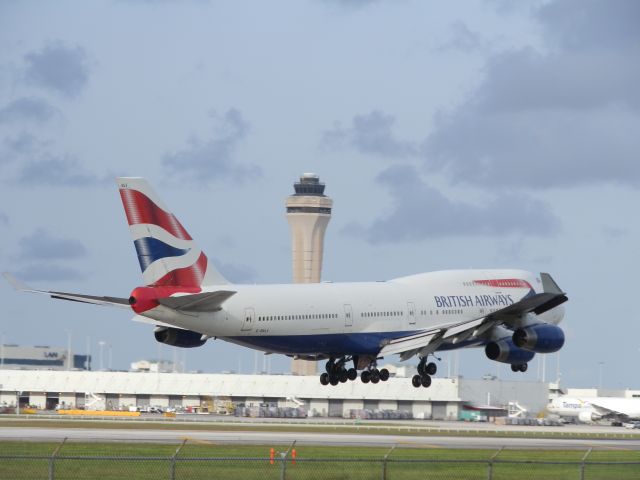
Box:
left=119, top=189, right=192, bottom=240
left=151, top=252, right=208, bottom=287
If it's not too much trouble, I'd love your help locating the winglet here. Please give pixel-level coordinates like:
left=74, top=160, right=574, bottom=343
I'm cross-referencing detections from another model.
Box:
left=3, top=272, right=31, bottom=292
left=541, top=273, right=563, bottom=294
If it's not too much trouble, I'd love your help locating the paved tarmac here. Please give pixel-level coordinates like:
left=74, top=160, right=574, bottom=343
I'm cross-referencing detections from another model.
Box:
left=2, top=426, right=640, bottom=450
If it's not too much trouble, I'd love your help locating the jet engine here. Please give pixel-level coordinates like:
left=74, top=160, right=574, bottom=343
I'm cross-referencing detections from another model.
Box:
left=578, top=410, right=598, bottom=423
left=154, top=327, right=206, bottom=348
left=485, top=338, right=535, bottom=364
left=512, top=324, right=565, bottom=353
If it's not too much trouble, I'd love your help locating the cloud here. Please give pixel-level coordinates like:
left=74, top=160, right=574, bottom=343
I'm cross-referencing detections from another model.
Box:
left=23, top=42, right=90, bottom=98
left=424, top=0, right=640, bottom=189
left=0, top=97, right=58, bottom=124
left=322, top=0, right=379, bottom=8
left=0, top=212, right=8, bottom=226
left=1, top=132, right=53, bottom=165
left=14, top=264, right=85, bottom=282
left=321, top=110, right=419, bottom=158
left=18, top=228, right=88, bottom=261
left=16, top=156, right=106, bottom=187
left=163, top=108, right=260, bottom=184
left=436, top=21, right=485, bottom=52
left=343, top=165, right=559, bottom=244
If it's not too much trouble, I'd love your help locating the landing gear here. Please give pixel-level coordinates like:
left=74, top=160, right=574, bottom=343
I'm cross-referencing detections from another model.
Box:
left=413, top=356, right=439, bottom=388
left=360, top=363, right=389, bottom=384
left=319, top=357, right=390, bottom=386
left=511, top=363, right=528, bottom=373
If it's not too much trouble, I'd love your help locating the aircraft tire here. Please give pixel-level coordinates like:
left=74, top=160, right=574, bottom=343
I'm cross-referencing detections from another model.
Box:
left=370, top=369, right=380, bottom=384
left=379, top=368, right=390, bottom=381
left=329, top=374, right=339, bottom=386
left=421, top=374, right=432, bottom=388
left=511, top=364, right=519, bottom=372
left=320, top=373, right=329, bottom=385
left=347, top=368, right=358, bottom=381
left=339, top=370, right=348, bottom=383
left=426, top=362, right=437, bottom=375
left=361, top=370, right=371, bottom=383
left=412, top=375, right=422, bottom=388
left=519, top=363, right=528, bottom=372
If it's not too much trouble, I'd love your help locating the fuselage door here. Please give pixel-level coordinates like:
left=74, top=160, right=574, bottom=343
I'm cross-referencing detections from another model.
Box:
left=241, top=307, right=255, bottom=332
left=407, top=301, right=416, bottom=325
left=344, top=304, right=353, bottom=327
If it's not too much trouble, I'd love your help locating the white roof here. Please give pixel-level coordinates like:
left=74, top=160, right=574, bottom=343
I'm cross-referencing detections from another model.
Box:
left=0, top=370, right=461, bottom=401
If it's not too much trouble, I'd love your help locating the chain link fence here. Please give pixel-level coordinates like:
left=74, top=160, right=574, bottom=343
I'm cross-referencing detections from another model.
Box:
left=2, top=439, right=640, bottom=480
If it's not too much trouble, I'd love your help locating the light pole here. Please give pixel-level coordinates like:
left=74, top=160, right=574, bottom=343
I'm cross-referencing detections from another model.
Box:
left=98, top=341, right=106, bottom=371
left=66, top=330, right=72, bottom=371
left=598, top=361, right=604, bottom=390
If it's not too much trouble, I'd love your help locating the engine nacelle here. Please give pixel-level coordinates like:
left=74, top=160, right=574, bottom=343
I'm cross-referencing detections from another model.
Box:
left=154, top=327, right=206, bottom=348
left=578, top=410, right=598, bottom=423
left=485, top=338, right=535, bottom=364
left=512, top=324, right=565, bottom=353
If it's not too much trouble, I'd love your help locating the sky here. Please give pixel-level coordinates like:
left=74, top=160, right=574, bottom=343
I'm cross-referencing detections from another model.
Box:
left=0, top=0, right=638, bottom=390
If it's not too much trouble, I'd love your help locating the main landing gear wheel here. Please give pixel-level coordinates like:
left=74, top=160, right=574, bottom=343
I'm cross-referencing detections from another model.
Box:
left=361, top=370, right=371, bottom=383
left=511, top=363, right=528, bottom=372
left=370, top=369, right=380, bottom=384
left=418, top=360, right=437, bottom=376
left=320, top=372, right=329, bottom=385
left=412, top=373, right=432, bottom=388
left=379, top=368, right=390, bottom=381
left=347, top=368, right=358, bottom=381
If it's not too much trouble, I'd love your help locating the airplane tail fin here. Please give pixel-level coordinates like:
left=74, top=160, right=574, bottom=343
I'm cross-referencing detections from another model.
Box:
left=117, top=177, right=228, bottom=287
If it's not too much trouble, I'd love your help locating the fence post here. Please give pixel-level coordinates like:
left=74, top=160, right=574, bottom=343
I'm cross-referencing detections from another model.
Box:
left=48, top=437, right=67, bottom=480
left=280, top=440, right=296, bottom=480
left=486, top=446, right=504, bottom=480
left=579, top=447, right=593, bottom=480
left=170, top=439, right=188, bottom=480
left=381, top=444, right=397, bottom=480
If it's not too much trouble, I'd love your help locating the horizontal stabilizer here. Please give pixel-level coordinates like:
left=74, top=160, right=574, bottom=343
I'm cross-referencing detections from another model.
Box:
left=158, top=290, right=236, bottom=312
left=3, top=272, right=130, bottom=309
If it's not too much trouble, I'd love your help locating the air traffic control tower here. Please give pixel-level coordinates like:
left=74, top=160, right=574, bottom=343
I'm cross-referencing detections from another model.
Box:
left=286, top=173, right=333, bottom=376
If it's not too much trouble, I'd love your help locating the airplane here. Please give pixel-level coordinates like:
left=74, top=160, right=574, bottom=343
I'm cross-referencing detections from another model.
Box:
left=4, top=177, right=569, bottom=388
left=547, top=396, right=640, bottom=423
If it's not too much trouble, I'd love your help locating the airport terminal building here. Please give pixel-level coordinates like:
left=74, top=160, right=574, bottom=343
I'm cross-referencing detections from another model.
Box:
left=0, top=369, right=550, bottom=419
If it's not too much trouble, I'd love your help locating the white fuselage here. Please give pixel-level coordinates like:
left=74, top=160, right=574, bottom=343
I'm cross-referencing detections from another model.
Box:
left=142, top=269, right=564, bottom=357
left=548, top=396, right=640, bottom=421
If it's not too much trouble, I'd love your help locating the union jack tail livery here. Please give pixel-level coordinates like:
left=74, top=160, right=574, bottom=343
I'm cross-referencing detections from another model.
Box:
left=117, top=177, right=228, bottom=287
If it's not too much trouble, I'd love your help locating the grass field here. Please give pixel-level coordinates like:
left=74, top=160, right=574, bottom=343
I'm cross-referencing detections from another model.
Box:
left=2, top=440, right=640, bottom=480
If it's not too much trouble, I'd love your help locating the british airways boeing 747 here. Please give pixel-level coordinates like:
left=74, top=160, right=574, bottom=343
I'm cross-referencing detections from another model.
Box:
left=4, top=178, right=568, bottom=388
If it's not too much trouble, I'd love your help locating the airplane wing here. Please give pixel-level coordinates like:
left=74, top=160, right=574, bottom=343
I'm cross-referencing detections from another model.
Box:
left=380, top=275, right=568, bottom=361
left=3, top=272, right=130, bottom=309
left=587, top=400, right=631, bottom=420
